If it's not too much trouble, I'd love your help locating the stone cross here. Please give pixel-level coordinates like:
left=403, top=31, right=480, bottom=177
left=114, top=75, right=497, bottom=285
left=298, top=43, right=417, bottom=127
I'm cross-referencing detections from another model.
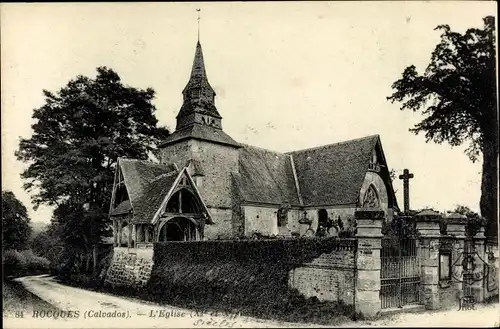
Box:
left=398, top=168, right=414, bottom=214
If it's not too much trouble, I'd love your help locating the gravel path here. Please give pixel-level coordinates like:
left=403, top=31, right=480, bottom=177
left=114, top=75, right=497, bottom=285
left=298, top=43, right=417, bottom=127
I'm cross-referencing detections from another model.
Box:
left=3, top=275, right=499, bottom=328
left=6, top=275, right=329, bottom=328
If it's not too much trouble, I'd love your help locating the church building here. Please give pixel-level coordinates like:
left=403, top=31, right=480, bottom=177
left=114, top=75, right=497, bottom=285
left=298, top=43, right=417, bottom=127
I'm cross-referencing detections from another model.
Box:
left=109, top=40, right=399, bottom=247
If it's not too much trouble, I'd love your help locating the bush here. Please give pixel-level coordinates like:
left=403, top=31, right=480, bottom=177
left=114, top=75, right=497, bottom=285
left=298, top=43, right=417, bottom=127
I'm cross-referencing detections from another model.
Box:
left=3, top=249, right=50, bottom=277
left=20, top=249, right=50, bottom=273
left=3, top=250, right=28, bottom=277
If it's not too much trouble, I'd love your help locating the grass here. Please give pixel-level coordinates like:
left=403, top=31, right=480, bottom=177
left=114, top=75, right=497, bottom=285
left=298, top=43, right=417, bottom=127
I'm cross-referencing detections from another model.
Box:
left=3, top=279, right=60, bottom=319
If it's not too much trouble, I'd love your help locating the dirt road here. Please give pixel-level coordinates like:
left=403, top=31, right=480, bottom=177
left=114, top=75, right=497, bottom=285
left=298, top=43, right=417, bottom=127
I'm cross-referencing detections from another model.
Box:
left=3, top=275, right=499, bottom=328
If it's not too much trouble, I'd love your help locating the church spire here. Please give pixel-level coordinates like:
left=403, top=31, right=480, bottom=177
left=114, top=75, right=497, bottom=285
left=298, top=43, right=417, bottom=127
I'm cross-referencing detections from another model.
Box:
left=176, top=15, right=222, bottom=131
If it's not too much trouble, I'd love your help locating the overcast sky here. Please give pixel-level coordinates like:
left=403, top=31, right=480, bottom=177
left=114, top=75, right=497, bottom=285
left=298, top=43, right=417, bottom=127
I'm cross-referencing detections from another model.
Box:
left=1, top=2, right=497, bottom=223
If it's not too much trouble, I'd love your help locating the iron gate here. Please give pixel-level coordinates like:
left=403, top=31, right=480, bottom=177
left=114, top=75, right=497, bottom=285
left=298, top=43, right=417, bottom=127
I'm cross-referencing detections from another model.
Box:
left=380, top=237, right=421, bottom=309
left=462, top=235, right=475, bottom=298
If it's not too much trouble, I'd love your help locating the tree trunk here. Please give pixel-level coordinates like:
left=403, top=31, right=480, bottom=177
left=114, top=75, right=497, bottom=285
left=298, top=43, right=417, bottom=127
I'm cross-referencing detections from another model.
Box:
left=93, top=245, right=98, bottom=272
left=480, top=138, right=498, bottom=238
left=85, top=249, right=92, bottom=273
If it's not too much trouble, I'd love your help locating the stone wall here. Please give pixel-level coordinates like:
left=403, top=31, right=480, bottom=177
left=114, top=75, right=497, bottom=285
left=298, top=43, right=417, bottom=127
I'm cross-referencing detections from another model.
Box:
left=159, top=139, right=192, bottom=169
left=104, top=247, right=154, bottom=288
left=159, top=139, right=240, bottom=240
left=240, top=205, right=369, bottom=238
left=243, top=205, right=279, bottom=237
left=159, top=139, right=239, bottom=209
left=204, top=207, right=233, bottom=240
left=189, top=139, right=239, bottom=209
left=288, top=248, right=356, bottom=304
left=437, top=237, right=459, bottom=307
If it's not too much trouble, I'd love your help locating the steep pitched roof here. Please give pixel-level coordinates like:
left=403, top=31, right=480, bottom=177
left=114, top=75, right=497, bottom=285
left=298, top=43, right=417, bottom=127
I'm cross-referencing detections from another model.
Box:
left=158, top=123, right=240, bottom=148
left=288, top=135, right=380, bottom=207
left=233, top=144, right=300, bottom=205
left=117, top=158, right=178, bottom=222
left=133, top=171, right=179, bottom=223
left=111, top=199, right=132, bottom=216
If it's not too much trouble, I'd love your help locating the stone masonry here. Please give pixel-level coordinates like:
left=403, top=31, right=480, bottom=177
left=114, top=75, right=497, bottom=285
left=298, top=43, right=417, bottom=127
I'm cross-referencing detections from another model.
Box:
left=415, top=209, right=441, bottom=310
left=104, top=247, right=154, bottom=288
left=354, top=209, right=384, bottom=319
left=288, top=247, right=356, bottom=304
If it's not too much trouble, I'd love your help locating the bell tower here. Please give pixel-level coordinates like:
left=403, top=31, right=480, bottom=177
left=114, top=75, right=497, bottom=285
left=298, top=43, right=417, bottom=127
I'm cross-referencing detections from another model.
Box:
left=176, top=41, right=223, bottom=131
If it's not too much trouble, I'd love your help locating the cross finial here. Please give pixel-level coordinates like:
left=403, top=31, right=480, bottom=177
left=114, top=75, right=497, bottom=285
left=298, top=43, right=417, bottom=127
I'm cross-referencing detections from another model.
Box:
left=196, top=8, right=201, bottom=42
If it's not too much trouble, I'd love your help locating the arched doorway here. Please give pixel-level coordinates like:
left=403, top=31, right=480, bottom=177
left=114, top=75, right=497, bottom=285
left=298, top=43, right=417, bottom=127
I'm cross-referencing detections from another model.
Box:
left=158, top=217, right=199, bottom=242
left=164, top=222, right=184, bottom=241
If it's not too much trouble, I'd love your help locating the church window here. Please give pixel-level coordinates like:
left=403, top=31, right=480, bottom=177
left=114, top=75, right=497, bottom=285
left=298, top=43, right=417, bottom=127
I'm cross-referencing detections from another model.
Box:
left=362, top=185, right=380, bottom=209
left=371, top=150, right=378, bottom=165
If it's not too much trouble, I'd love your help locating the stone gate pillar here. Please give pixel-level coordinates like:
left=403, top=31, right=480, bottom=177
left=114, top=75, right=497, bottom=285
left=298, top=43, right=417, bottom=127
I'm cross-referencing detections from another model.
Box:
left=446, top=213, right=467, bottom=300
left=354, top=209, right=384, bottom=319
left=473, top=225, right=486, bottom=302
left=415, top=210, right=442, bottom=310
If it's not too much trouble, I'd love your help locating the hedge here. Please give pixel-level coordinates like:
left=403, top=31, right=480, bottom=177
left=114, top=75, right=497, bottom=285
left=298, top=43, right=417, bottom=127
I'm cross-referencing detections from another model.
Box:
left=147, top=237, right=359, bottom=323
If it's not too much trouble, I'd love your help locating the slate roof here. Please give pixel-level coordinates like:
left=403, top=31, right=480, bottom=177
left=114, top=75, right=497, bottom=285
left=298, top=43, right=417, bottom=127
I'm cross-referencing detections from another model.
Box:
left=288, top=135, right=380, bottom=206
left=117, top=158, right=178, bottom=223
left=134, top=171, right=179, bottom=223
left=111, top=199, right=132, bottom=216
left=232, top=144, right=300, bottom=206
left=159, top=123, right=240, bottom=148
left=178, top=41, right=221, bottom=119
left=177, top=100, right=221, bottom=120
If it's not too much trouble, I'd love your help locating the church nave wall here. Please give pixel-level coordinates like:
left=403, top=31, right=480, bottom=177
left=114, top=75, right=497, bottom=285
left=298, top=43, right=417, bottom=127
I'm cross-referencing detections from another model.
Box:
left=204, top=207, right=233, bottom=240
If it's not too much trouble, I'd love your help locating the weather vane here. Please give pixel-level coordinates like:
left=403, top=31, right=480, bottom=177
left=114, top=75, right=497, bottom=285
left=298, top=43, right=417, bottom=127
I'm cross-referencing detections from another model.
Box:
left=197, top=8, right=201, bottom=41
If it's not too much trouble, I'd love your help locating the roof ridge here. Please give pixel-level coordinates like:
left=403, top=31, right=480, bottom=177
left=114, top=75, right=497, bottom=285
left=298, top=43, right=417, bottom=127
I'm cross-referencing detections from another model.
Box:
left=240, top=143, right=286, bottom=156
left=286, top=134, right=380, bottom=154
left=119, top=157, right=172, bottom=168
left=148, top=170, right=179, bottom=184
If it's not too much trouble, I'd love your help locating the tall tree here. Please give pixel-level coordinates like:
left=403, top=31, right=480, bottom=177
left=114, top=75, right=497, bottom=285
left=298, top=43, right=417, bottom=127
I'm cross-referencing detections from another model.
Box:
left=387, top=16, right=498, bottom=237
left=2, top=190, right=32, bottom=250
left=16, top=67, right=169, bottom=270
left=450, top=205, right=486, bottom=237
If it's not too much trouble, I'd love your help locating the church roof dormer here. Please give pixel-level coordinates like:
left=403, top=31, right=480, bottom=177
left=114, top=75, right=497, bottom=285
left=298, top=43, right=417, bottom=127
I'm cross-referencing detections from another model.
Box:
left=177, top=41, right=221, bottom=126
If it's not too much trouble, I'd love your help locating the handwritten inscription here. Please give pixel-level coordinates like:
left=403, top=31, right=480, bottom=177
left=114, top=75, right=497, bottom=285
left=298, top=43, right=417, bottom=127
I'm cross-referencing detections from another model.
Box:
left=458, top=296, right=476, bottom=311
